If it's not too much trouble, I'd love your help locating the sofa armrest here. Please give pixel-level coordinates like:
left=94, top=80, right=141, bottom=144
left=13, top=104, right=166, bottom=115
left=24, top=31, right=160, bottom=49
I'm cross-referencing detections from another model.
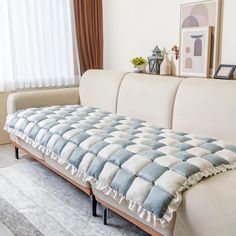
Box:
left=7, top=87, right=80, bottom=114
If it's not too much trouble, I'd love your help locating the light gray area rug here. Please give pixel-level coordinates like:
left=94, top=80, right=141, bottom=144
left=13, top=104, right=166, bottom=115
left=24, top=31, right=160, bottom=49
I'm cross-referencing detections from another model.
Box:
left=0, top=162, right=147, bottom=236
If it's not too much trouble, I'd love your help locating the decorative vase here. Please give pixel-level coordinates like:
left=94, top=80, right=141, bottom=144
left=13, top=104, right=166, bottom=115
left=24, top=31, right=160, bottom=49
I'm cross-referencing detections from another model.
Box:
left=160, top=55, right=171, bottom=75
left=134, top=64, right=146, bottom=73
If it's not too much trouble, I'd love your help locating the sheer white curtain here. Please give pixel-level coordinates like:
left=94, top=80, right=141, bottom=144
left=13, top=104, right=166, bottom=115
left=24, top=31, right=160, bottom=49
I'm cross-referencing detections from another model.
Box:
left=0, top=0, right=80, bottom=92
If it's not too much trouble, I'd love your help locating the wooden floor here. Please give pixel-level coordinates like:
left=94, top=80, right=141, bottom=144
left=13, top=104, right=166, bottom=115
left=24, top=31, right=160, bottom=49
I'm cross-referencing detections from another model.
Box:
left=0, top=144, right=34, bottom=236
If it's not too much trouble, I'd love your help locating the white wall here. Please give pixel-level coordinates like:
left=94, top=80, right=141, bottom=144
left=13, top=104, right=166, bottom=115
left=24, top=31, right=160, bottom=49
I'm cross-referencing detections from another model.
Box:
left=103, top=0, right=236, bottom=72
left=220, top=0, right=236, bottom=63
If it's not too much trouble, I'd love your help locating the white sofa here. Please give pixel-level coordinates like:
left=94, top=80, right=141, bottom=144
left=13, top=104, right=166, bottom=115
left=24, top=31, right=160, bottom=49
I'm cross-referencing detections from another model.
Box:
left=6, top=70, right=236, bottom=236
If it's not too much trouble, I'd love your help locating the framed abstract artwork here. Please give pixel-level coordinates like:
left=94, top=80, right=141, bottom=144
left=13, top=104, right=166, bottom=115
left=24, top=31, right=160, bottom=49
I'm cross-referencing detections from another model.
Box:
left=180, top=0, right=221, bottom=76
left=180, top=27, right=211, bottom=77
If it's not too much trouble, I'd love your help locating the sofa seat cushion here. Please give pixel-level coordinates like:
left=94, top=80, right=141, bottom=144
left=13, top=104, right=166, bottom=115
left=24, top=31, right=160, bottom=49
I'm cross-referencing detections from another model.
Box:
left=174, top=168, right=236, bottom=236
left=4, top=105, right=236, bottom=229
left=44, top=155, right=91, bottom=189
left=11, top=135, right=44, bottom=160
left=92, top=188, right=175, bottom=236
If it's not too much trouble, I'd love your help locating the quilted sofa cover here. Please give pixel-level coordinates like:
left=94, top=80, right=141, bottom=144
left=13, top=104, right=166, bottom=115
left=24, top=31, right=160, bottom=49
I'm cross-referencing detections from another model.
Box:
left=5, top=104, right=236, bottom=227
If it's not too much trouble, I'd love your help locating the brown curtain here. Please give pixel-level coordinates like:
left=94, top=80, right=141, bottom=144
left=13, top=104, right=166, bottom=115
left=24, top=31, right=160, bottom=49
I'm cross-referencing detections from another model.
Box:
left=73, top=0, right=103, bottom=75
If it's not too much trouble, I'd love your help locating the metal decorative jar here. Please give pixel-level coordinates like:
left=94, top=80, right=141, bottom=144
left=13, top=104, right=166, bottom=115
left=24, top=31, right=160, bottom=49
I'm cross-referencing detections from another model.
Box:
left=148, top=46, right=164, bottom=74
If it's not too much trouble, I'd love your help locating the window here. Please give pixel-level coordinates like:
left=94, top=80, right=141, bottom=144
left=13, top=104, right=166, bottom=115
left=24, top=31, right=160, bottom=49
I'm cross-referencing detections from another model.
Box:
left=0, top=0, right=80, bottom=92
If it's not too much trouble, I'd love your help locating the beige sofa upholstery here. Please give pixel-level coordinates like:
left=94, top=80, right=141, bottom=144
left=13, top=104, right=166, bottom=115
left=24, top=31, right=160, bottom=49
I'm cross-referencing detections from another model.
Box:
left=79, top=70, right=127, bottom=113
left=173, top=78, right=236, bottom=145
left=6, top=70, right=236, bottom=236
left=171, top=78, right=236, bottom=236
left=175, top=169, right=236, bottom=236
left=7, top=87, right=80, bottom=114
left=117, top=73, right=183, bottom=128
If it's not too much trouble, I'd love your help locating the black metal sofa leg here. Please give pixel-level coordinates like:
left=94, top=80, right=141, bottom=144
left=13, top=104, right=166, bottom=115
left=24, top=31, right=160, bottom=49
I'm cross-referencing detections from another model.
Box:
left=102, top=206, right=108, bottom=225
left=15, top=146, right=19, bottom=159
left=91, top=195, right=97, bottom=217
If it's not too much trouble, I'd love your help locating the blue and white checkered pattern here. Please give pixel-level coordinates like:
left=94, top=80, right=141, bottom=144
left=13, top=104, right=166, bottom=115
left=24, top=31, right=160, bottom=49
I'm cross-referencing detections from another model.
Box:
left=5, top=105, right=236, bottom=226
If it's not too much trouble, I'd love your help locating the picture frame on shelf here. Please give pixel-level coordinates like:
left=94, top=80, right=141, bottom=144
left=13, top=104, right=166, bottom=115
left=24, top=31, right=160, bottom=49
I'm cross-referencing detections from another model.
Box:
left=180, top=27, right=211, bottom=77
left=179, top=0, right=222, bottom=76
left=213, top=64, right=236, bottom=80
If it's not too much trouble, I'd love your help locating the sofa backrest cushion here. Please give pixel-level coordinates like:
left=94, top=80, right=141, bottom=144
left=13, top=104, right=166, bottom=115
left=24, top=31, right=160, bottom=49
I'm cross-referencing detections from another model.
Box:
left=173, top=78, right=236, bottom=145
left=117, top=73, right=183, bottom=128
left=79, top=70, right=126, bottom=113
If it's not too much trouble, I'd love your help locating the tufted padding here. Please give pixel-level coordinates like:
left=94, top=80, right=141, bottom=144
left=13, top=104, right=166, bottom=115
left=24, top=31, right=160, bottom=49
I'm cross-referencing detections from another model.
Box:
left=79, top=70, right=127, bottom=113
left=117, top=74, right=183, bottom=129
left=5, top=104, right=236, bottom=228
left=6, top=70, right=236, bottom=236
left=173, top=78, right=236, bottom=146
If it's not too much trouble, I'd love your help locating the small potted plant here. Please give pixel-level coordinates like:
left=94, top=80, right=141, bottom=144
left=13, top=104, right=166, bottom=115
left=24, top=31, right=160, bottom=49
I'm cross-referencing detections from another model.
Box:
left=131, top=56, right=147, bottom=73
